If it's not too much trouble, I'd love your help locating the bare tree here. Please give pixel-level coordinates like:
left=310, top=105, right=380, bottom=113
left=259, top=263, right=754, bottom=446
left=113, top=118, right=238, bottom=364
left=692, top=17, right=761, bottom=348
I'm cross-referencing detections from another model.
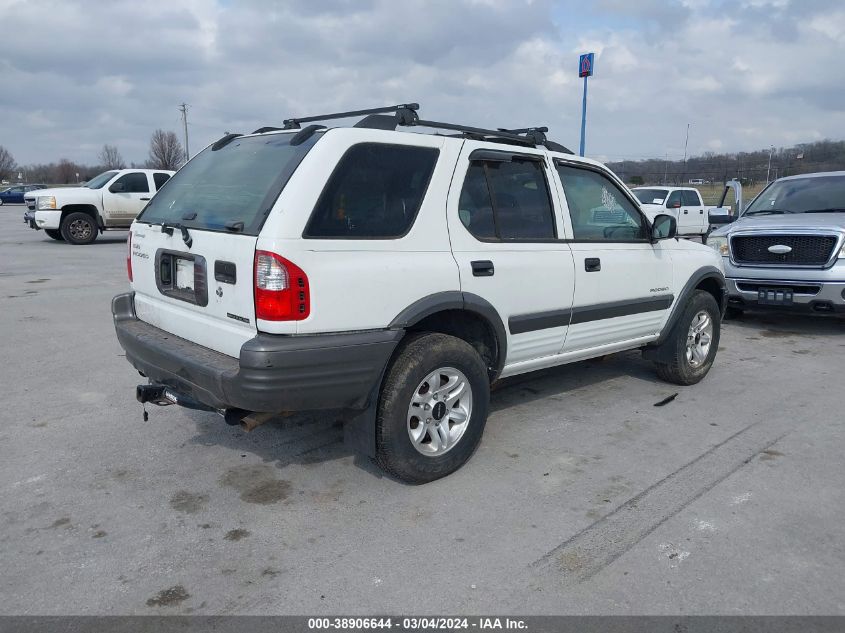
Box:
left=0, top=145, right=15, bottom=181
left=56, top=159, right=78, bottom=184
left=98, top=144, right=125, bottom=170
left=148, top=129, right=185, bottom=170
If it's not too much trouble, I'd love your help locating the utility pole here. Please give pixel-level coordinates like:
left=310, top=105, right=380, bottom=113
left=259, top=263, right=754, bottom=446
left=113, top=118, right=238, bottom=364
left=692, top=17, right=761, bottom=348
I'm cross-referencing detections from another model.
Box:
left=682, top=123, right=690, bottom=184
left=179, top=103, right=190, bottom=161
left=766, top=145, right=774, bottom=183
left=663, top=153, right=668, bottom=184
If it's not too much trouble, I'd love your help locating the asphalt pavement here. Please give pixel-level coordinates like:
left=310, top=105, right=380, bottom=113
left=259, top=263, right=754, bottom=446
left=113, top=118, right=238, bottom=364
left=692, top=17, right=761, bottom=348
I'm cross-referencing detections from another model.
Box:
left=1, top=206, right=843, bottom=615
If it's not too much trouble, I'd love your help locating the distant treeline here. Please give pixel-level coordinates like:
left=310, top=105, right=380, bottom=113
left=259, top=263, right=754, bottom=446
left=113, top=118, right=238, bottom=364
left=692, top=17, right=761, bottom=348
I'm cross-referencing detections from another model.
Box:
left=607, top=139, right=845, bottom=186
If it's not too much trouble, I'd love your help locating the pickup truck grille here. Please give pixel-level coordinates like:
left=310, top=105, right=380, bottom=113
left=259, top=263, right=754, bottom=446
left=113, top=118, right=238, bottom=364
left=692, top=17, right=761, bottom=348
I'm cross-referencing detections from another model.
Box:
left=25, top=199, right=36, bottom=210
left=731, top=234, right=838, bottom=266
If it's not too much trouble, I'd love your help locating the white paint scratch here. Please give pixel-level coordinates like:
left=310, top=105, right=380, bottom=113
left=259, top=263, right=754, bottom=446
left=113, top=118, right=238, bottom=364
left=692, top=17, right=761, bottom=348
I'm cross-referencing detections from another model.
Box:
left=696, top=520, right=716, bottom=531
left=731, top=492, right=752, bottom=505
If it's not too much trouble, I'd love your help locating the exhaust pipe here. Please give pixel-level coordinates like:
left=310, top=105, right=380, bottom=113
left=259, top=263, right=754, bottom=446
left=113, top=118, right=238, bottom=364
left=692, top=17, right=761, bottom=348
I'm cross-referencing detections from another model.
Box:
left=222, top=409, right=281, bottom=432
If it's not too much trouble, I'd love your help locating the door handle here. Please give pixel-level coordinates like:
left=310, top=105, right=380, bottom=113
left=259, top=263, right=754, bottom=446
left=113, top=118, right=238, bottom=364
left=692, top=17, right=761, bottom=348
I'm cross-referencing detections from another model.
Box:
left=683, top=210, right=688, bottom=214
left=585, top=257, right=601, bottom=272
left=471, top=260, right=494, bottom=277
left=699, top=209, right=704, bottom=214
left=140, top=197, right=150, bottom=201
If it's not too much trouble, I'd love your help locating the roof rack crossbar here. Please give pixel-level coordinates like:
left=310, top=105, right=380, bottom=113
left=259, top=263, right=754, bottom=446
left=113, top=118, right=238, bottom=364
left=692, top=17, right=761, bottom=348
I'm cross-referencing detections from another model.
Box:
left=406, top=119, right=534, bottom=145
left=282, top=103, right=419, bottom=129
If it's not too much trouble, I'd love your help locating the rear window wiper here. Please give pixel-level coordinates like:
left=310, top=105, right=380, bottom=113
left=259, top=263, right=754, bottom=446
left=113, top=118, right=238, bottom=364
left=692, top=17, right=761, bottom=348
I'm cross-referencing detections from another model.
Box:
left=161, top=221, right=193, bottom=248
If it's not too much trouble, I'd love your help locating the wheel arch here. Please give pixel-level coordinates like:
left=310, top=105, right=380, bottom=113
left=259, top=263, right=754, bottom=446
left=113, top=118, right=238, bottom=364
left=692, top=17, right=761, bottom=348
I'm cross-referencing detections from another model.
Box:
left=61, top=204, right=102, bottom=228
left=647, top=266, right=726, bottom=354
left=388, top=291, right=508, bottom=381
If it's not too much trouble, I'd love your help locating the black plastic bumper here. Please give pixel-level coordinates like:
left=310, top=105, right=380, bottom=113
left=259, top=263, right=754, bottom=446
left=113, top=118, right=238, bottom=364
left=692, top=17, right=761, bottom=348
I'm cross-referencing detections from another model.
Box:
left=727, top=294, right=845, bottom=315
left=112, top=292, right=403, bottom=413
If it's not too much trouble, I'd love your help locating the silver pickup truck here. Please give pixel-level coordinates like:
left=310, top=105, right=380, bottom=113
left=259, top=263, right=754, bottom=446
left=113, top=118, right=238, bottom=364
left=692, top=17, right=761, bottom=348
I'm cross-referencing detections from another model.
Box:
left=707, top=171, right=845, bottom=317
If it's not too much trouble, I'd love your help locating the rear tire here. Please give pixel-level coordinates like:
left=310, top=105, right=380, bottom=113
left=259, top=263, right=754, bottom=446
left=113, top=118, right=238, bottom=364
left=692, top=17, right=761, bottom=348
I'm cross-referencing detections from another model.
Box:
left=60, top=212, right=98, bottom=245
left=653, top=290, right=721, bottom=386
left=45, top=229, right=64, bottom=241
left=375, top=333, right=490, bottom=484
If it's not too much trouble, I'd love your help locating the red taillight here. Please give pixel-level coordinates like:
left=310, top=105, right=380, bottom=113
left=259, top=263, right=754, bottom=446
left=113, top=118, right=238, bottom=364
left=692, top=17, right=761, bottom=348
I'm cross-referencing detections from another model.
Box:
left=127, top=231, right=133, bottom=282
left=254, top=250, right=310, bottom=321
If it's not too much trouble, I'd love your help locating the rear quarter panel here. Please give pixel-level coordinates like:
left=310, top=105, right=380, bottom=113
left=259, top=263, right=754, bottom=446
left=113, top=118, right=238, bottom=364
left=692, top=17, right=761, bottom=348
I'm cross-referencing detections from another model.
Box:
left=257, top=128, right=463, bottom=335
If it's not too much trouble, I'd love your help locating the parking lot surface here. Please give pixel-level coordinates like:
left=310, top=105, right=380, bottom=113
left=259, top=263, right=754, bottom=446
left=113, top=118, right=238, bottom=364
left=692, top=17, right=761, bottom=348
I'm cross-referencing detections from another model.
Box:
left=1, top=207, right=844, bottom=615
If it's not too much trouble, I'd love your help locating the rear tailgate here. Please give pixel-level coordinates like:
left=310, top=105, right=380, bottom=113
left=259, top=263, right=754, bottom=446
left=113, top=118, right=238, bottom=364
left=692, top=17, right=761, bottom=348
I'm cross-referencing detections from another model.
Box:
left=126, top=130, right=322, bottom=357
left=130, top=225, right=257, bottom=358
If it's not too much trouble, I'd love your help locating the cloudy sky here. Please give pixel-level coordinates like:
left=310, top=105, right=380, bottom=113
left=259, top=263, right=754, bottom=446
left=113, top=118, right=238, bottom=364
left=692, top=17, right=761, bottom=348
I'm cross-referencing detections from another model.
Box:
left=1, top=0, right=844, bottom=167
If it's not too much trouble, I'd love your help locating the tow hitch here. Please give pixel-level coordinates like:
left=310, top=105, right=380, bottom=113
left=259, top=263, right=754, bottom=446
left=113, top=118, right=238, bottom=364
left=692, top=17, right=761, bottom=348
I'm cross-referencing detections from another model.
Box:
left=135, top=383, right=214, bottom=411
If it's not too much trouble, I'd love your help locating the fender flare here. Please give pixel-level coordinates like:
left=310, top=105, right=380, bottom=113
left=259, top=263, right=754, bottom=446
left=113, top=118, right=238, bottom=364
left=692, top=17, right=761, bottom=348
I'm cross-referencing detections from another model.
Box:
left=646, top=266, right=726, bottom=355
left=388, top=291, right=508, bottom=379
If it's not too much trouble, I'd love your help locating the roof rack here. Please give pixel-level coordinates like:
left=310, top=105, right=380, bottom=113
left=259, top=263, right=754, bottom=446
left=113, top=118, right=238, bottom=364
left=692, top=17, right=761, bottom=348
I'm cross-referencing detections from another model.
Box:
left=267, top=103, right=573, bottom=153
left=282, top=104, right=419, bottom=129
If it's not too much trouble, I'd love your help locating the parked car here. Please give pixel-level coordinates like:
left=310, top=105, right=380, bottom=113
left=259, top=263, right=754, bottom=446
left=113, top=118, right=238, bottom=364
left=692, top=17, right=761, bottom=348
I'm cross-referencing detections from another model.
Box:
left=707, top=171, right=845, bottom=317
left=632, top=186, right=729, bottom=239
left=26, top=169, right=174, bottom=243
left=113, top=104, right=726, bottom=483
left=0, top=184, right=47, bottom=205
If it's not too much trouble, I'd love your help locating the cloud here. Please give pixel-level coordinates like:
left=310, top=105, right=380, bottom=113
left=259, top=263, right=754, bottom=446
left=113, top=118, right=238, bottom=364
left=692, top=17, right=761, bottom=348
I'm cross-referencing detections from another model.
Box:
left=0, top=0, right=843, bottom=166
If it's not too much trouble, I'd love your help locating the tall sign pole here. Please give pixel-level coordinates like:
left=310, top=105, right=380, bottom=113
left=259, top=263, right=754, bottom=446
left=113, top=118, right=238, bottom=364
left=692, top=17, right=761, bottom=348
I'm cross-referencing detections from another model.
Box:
left=578, top=53, right=595, bottom=157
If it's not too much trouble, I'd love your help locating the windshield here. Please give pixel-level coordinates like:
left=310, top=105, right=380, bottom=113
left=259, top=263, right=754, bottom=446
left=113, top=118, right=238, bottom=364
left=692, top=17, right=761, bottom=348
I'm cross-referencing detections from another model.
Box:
left=633, top=188, right=669, bottom=205
left=138, top=132, right=320, bottom=235
left=85, top=171, right=119, bottom=189
left=744, top=174, right=845, bottom=215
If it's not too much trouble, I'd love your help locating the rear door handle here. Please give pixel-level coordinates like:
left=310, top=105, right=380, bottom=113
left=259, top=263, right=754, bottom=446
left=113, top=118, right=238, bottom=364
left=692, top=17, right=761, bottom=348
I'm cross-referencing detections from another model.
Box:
left=585, top=257, right=601, bottom=272
left=471, top=260, right=494, bottom=277
left=140, top=197, right=150, bottom=201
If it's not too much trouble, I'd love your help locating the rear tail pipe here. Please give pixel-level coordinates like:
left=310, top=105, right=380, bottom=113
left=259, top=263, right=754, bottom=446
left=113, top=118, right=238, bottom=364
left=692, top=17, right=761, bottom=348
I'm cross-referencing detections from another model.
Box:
left=222, top=408, right=278, bottom=432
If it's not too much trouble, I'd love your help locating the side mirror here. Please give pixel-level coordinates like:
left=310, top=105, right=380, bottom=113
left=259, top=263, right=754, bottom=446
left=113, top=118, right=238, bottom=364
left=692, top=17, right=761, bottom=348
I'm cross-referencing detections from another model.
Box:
left=110, top=182, right=126, bottom=193
left=668, top=200, right=681, bottom=209
left=652, top=214, right=677, bottom=240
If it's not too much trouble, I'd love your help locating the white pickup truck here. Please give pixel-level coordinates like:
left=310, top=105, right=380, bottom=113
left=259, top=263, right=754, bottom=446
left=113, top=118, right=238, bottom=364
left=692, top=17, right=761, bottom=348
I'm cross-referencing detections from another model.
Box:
left=24, top=168, right=174, bottom=244
left=632, top=186, right=729, bottom=240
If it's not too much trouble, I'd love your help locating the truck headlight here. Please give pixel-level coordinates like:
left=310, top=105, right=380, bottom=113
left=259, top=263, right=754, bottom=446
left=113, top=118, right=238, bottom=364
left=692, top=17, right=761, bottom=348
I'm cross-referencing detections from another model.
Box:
left=706, top=236, right=729, bottom=256
left=36, top=196, right=56, bottom=210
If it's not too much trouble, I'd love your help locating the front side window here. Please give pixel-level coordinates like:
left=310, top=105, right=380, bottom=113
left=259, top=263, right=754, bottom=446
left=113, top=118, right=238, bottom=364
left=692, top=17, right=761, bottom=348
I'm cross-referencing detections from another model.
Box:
left=112, top=172, right=149, bottom=193
left=304, top=143, right=439, bottom=239
left=556, top=164, right=646, bottom=241
left=458, top=158, right=556, bottom=241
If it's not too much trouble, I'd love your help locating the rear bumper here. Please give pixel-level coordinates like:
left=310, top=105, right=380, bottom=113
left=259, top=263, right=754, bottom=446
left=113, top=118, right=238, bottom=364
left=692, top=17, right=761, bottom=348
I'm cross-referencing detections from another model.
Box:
left=726, top=277, right=845, bottom=314
left=112, top=292, right=403, bottom=412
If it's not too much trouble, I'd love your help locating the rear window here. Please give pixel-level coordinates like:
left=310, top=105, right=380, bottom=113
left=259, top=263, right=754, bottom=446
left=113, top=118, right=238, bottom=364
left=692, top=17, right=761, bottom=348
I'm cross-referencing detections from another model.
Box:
left=138, top=132, right=319, bottom=235
left=153, top=172, right=171, bottom=190
left=304, top=143, right=439, bottom=239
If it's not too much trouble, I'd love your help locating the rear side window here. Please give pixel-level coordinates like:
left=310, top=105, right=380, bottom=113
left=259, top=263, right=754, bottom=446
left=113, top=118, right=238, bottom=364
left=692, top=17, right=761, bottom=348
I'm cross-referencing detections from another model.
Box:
left=458, top=158, right=556, bottom=241
left=112, top=172, right=150, bottom=193
left=682, top=189, right=701, bottom=206
left=304, top=143, right=439, bottom=239
left=153, top=172, right=171, bottom=190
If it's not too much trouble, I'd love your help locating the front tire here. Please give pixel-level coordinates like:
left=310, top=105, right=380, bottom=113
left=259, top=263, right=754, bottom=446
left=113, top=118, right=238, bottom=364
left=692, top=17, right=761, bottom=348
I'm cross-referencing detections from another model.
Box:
left=45, top=229, right=64, bottom=241
left=375, top=333, right=490, bottom=484
left=653, top=290, right=721, bottom=385
left=60, top=212, right=98, bottom=245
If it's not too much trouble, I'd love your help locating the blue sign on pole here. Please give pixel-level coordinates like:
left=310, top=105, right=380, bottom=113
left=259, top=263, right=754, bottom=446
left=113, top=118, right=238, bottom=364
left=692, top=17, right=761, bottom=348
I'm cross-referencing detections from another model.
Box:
left=579, top=53, right=594, bottom=77
left=578, top=53, right=595, bottom=156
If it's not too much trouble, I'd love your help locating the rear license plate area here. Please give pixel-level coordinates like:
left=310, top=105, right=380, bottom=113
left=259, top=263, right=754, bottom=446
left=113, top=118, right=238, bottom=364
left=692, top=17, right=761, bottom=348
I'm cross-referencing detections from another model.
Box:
left=155, top=249, right=208, bottom=306
left=758, top=287, right=793, bottom=306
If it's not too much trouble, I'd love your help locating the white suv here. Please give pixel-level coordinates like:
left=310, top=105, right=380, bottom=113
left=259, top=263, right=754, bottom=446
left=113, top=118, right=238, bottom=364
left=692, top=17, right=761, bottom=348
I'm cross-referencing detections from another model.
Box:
left=113, top=104, right=727, bottom=483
